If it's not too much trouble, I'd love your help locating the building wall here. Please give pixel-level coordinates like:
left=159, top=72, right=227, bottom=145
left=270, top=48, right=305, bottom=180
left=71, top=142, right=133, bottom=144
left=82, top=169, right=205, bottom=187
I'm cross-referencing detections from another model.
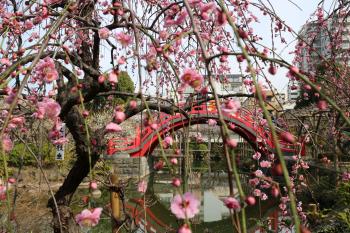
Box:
left=182, top=74, right=247, bottom=101
left=243, top=89, right=286, bottom=117
left=291, top=14, right=350, bottom=102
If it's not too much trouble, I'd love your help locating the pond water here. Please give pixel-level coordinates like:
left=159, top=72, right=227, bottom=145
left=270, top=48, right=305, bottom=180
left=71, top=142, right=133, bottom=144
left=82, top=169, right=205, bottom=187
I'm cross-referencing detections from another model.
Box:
left=122, top=171, right=284, bottom=233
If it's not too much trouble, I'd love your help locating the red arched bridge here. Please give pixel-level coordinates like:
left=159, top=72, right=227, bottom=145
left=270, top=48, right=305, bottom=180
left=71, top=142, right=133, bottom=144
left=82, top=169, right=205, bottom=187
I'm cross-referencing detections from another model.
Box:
left=107, top=103, right=305, bottom=158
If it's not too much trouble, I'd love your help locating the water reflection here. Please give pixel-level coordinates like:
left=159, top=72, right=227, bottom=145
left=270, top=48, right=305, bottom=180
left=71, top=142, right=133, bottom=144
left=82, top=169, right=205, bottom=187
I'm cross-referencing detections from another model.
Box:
left=203, top=191, right=230, bottom=222
left=125, top=172, right=284, bottom=233
left=154, top=173, right=236, bottom=223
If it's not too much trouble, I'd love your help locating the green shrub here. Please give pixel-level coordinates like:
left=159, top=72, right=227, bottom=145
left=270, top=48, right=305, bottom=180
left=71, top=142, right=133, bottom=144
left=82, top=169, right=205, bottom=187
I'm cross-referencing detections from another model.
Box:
left=8, top=142, right=56, bottom=167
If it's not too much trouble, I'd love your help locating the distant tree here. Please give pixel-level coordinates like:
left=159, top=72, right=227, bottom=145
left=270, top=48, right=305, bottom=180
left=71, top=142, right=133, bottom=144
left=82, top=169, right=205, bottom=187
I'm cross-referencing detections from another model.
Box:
left=114, top=71, right=135, bottom=102
left=295, top=62, right=348, bottom=109
left=88, top=71, right=135, bottom=110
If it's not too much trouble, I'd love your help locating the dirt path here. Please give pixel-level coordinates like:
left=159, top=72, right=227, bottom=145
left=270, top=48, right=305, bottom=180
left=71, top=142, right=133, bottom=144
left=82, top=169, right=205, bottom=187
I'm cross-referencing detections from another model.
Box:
left=1, top=167, right=67, bottom=233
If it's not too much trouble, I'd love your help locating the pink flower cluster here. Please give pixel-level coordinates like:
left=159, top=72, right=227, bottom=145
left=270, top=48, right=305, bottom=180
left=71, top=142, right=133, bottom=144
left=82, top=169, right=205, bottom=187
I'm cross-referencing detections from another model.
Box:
left=35, top=98, right=61, bottom=121
left=221, top=99, right=241, bottom=114
left=115, top=32, right=132, bottom=47
left=2, top=134, right=13, bottom=152
left=9, top=116, right=25, bottom=129
left=33, top=57, right=59, bottom=83
left=179, top=68, right=204, bottom=92
left=164, top=5, right=188, bottom=27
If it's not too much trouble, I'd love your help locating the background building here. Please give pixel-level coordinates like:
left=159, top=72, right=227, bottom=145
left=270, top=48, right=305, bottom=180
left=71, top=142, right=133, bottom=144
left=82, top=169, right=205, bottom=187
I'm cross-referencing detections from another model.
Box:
left=289, top=13, right=350, bottom=102
left=243, top=88, right=286, bottom=118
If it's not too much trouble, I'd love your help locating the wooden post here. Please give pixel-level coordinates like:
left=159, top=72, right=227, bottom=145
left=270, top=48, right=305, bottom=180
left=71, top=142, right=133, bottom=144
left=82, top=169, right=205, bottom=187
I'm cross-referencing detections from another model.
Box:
left=208, top=137, right=211, bottom=175
left=111, top=173, right=121, bottom=233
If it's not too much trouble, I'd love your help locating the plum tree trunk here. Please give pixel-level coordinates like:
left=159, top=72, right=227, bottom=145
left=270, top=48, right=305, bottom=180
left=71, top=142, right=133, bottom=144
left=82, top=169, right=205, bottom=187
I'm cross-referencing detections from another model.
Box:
left=48, top=107, right=104, bottom=233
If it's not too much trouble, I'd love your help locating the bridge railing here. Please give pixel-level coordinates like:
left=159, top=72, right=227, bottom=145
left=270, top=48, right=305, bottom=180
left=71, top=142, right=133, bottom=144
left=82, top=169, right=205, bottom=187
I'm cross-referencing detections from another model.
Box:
left=107, top=103, right=304, bottom=157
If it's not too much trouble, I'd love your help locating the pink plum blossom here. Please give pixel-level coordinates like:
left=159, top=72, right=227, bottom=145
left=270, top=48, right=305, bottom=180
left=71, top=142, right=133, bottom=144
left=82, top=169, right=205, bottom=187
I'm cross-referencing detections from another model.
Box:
left=10, top=117, right=25, bottom=126
left=261, top=193, right=268, bottom=200
left=253, top=189, right=262, bottom=197
left=82, top=110, right=89, bottom=117
left=8, top=178, right=16, bottom=184
left=268, top=64, right=277, bottom=75
left=114, top=111, right=126, bottom=123
left=189, top=75, right=204, bottom=91
left=24, top=20, right=34, bottom=30
left=98, top=75, right=105, bottom=84
left=105, top=122, right=122, bottom=133
left=36, top=98, right=61, bottom=121
left=165, top=9, right=188, bottom=26
left=0, top=58, right=11, bottom=66
left=164, top=136, right=173, bottom=147
left=228, top=123, right=236, bottom=130
left=180, top=68, right=204, bottom=91
left=180, top=69, right=196, bottom=83
left=98, top=27, right=110, bottom=39
left=2, top=135, right=13, bottom=152
left=216, top=10, right=227, bottom=26
left=172, top=178, right=181, bottom=187
left=137, top=180, right=147, bottom=193
left=280, top=131, right=296, bottom=144
left=260, top=160, right=272, bottom=168
left=254, top=169, right=263, bottom=177
left=5, top=88, right=16, bottom=104
left=52, top=137, right=69, bottom=145
left=0, top=185, right=6, bottom=200
left=118, top=56, right=126, bottom=64
left=75, top=208, right=103, bottom=227
left=260, top=182, right=271, bottom=189
left=178, top=224, right=192, bottom=233
left=208, top=119, right=217, bottom=126
left=175, top=9, right=188, bottom=24
left=223, top=197, right=241, bottom=210
left=116, top=32, right=132, bottom=46
left=249, top=178, right=259, bottom=186
left=33, top=57, right=59, bottom=83
left=289, top=65, right=299, bottom=75
left=171, top=158, right=178, bottom=165
left=252, top=152, right=261, bottom=160
left=129, top=100, right=137, bottom=109
left=154, top=160, right=165, bottom=170
left=170, top=192, right=200, bottom=219
left=342, top=172, right=350, bottom=182
left=245, top=196, right=256, bottom=206
left=150, top=123, right=159, bottom=130
left=221, top=99, right=240, bottom=114
left=317, top=100, right=327, bottom=110
left=226, top=138, right=238, bottom=148
left=199, top=2, right=216, bottom=20
left=90, top=182, right=98, bottom=190
left=108, top=71, right=118, bottom=84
